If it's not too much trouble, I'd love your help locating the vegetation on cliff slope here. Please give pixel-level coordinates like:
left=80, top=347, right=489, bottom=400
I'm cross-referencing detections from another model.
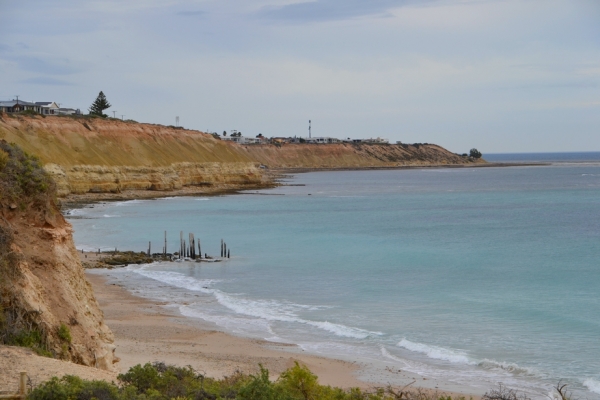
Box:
left=0, top=141, right=57, bottom=355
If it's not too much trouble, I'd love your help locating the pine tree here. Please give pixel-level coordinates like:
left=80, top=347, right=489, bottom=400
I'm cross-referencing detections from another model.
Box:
left=88, top=91, right=111, bottom=117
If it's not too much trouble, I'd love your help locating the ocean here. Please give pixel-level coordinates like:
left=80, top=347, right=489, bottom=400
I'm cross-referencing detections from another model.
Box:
left=68, top=154, right=600, bottom=399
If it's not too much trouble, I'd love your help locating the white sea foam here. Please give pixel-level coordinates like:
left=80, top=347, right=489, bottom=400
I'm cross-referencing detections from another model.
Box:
left=179, top=305, right=275, bottom=337
left=212, top=289, right=381, bottom=339
left=65, top=208, right=88, bottom=216
left=584, top=379, right=600, bottom=395
left=130, top=265, right=381, bottom=340
left=102, top=214, right=119, bottom=218
left=478, top=359, right=537, bottom=376
left=113, top=199, right=147, bottom=207
left=129, top=265, right=218, bottom=293
left=380, top=346, right=410, bottom=366
left=194, top=198, right=210, bottom=201
left=397, top=339, right=472, bottom=364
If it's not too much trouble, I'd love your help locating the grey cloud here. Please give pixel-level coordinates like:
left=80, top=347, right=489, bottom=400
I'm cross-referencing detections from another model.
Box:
left=177, top=10, right=206, bottom=17
left=259, top=0, right=422, bottom=22
left=15, top=56, right=84, bottom=75
left=21, top=76, right=75, bottom=86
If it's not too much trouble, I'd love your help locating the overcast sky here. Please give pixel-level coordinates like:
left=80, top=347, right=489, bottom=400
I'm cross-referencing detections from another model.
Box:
left=1, top=0, right=599, bottom=153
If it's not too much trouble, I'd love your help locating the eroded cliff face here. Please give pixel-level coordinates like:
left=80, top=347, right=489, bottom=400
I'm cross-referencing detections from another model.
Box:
left=0, top=115, right=267, bottom=197
left=0, top=142, right=116, bottom=370
left=45, top=162, right=265, bottom=197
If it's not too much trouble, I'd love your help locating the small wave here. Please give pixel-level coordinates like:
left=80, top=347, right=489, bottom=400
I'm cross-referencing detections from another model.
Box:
left=397, top=339, right=471, bottom=364
left=65, top=209, right=87, bottom=216
left=478, top=359, right=536, bottom=376
left=381, top=346, right=410, bottom=365
left=113, top=199, right=147, bottom=207
left=179, top=305, right=275, bottom=337
left=128, top=265, right=219, bottom=293
left=195, top=198, right=210, bottom=201
left=102, top=214, right=119, bottom=218
left=130, top=266, right=381, bottom=339
left=584, top=379, right=600, bottom=395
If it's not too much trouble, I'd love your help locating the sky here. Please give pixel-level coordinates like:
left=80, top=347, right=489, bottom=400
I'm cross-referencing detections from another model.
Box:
left=1, top=0, right=599, bottom=153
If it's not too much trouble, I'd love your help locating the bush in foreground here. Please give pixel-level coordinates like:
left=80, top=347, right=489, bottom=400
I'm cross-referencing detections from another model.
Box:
left=27, top=361, right=472, bottom=400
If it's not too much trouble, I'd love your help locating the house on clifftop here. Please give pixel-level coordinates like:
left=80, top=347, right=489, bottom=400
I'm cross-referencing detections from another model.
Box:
left=0, top=99, right=80, bottom=115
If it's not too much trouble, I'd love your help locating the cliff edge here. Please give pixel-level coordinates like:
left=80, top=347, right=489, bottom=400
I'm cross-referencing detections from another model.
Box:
left=0, top=141, right=116, bottom=370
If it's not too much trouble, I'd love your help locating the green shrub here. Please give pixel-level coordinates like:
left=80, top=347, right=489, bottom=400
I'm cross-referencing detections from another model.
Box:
left=57, top=323, right=72, bottom=343
left=8, top=328, right=52, bottom=357
left=28, top=375, right=119, bottom=400
left=238, top=365, right=290, bottom=400
left=277, top=361, right=320, bottom=400
left=469, top=148, right=482, bottom=159
left=0, top=141, right=55, bottom=203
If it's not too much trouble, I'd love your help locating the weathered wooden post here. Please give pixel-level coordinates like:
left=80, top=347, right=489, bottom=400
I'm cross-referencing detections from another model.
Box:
left=227, top=249, right=230, bottom=259
left=224, top=242, right=227, bottom=258
left=189, top=233, right=195, bottom=258
left=180, top=231, right=183, bottom=259
left=19, top=371, right=27, bottom=399
left=148, top=241, right=151, bottom=257
left=198, top=239, right=202, bottom=259
left=164, top=231, right=167, bottom=256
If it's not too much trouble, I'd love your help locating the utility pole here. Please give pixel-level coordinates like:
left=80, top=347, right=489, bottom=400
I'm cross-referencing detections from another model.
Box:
left=121, top=115, right=125, bottom=121
left=309, top=120, right=311, bottom=138
left=15, top=95, right=19, bottom=104
left=113, top=111, right=117, bottom=118
left=176, top=116, right=179, bottom=127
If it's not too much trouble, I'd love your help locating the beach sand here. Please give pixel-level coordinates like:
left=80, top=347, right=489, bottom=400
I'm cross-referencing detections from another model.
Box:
left=86, top=271, right=482, bottom=398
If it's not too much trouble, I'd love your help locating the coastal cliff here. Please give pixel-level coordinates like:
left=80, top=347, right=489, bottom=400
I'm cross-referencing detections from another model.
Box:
left=241, top=142, right=478, bottom=169
left=0, top=115, right=267, bottom=197
left=0, top=115, right=481, bottom=197
left=0, top=142, right=116, bottom=370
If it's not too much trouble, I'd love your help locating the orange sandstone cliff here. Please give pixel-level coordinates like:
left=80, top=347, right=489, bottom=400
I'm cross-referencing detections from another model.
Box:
left=0, top=115, right=267, bottom=197
left=0, top=142, right=116, bottom=370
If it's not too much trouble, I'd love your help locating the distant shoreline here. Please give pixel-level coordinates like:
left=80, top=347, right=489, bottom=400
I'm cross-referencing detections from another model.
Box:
left=59, top=162, right=547, bottom=209
left=271, top=161, right=548, bottom=174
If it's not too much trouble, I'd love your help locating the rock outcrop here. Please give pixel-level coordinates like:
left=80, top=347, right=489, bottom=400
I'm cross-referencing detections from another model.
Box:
left=0, top=142, right=116, bottom=370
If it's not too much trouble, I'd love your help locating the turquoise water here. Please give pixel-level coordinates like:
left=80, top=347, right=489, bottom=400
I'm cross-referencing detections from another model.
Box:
left=69, top=164, right=600, bottom=399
